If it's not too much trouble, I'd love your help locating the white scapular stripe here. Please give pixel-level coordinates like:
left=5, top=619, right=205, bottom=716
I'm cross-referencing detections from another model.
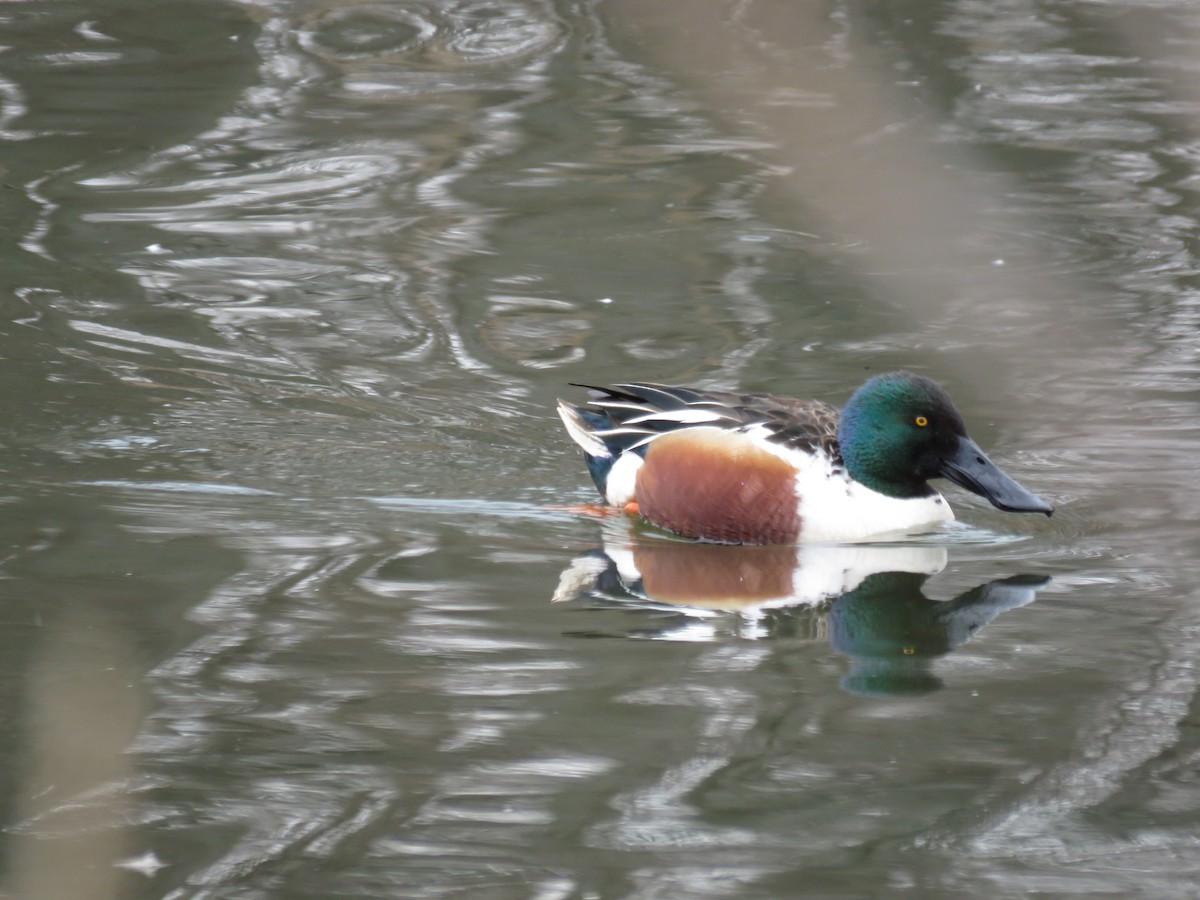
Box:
left=624, top=408, right=731, bottom=426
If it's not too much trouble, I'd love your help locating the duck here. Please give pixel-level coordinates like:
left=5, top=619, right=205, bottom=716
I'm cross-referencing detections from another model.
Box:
left=556, top=371, right=1053, bottom=544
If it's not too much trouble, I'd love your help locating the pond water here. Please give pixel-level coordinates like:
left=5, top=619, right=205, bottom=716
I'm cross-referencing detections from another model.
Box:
left=3, top=0, right=1200, bottom=897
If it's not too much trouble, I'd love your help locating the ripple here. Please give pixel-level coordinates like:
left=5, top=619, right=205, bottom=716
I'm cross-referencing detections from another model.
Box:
left=370, top=496, right=576, bottom=524
left=296, top=1, right=564, bottom=70
left=480, top=299, right=590, bottom=368
left=80, top=480, right=277, bottom=496
left=81, top=151, right=406, bottom=233
left=298, top=5, right=437, bottom=60
left=68, top=319, right=291, bottom=370
left=33, top=51, right=125, bottom=66
left=437, top=1, right=564, bottom=65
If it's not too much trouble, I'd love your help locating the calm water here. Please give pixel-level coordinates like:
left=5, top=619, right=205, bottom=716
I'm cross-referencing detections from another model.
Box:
left=3, top=0, right=1200, bottom=897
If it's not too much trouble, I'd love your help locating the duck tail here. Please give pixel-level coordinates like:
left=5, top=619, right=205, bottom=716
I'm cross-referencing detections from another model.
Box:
left=556, top=400, right=621, bottom=498
left=557, top=399, right=612, bottom=458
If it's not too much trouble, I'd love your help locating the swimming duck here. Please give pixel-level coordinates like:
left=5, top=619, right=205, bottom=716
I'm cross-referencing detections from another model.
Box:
left=556, top=372, right=1052, bottom=544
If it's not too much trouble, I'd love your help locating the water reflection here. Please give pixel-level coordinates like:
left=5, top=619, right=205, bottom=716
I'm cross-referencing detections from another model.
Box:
left=554, top=524, right=1049, bottom=695
left=829, top=572, right=1049, bottom=696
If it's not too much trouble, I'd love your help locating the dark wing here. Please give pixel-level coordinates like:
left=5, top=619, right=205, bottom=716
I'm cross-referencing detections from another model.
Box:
left=734, top=390, right=843, bottom=458
left=573, top=382, right=843, bottom=459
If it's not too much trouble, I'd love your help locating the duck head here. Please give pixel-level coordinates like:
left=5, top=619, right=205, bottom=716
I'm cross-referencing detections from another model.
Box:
left=836, top=372, right=1053, bottom=516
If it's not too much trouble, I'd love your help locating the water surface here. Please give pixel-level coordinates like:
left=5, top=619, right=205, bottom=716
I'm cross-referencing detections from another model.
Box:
left=3, top=0, right=1200, bottom=897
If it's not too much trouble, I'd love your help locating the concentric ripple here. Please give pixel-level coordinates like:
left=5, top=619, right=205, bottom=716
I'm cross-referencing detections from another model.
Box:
left=296, top=1, right=564, bottom=68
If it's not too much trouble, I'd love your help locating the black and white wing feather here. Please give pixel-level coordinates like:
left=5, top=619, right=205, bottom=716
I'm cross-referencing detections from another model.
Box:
left=566, top=382, right=843, bottom=460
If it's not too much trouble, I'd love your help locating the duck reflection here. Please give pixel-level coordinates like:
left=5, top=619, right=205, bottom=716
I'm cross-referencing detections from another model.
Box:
left=826, top=570, right=1048, bottom=695
left=553, top=527, right=1048, bottom=695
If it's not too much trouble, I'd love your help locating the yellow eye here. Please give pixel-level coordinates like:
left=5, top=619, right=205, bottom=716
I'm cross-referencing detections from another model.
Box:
left=915, top=415, right=929, bottom=427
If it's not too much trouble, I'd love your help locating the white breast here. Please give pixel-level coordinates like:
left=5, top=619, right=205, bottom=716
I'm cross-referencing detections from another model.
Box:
left=790, top=448, right=955, bottom=543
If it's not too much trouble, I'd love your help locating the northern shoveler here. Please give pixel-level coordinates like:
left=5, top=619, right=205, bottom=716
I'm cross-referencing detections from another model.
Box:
left=556, top=372, right=1053, bottom=544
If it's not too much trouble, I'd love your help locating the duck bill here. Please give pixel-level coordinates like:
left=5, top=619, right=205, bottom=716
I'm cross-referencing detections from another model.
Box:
left=939, top=437, right=1053, bottom=516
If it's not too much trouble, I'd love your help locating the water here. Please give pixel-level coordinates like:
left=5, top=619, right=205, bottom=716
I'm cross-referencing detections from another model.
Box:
left=2, top=0, right=1200, bottom=896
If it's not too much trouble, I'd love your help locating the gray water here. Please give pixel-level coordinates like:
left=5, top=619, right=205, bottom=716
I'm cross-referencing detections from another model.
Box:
left=3, top=0, right=1200, bottom=897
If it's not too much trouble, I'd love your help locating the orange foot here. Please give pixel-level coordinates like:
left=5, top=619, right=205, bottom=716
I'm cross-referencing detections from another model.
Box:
left=547, top=501, right=640, bottom=519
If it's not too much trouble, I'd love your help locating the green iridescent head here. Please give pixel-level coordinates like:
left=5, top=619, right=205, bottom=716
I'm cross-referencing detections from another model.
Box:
left=836, top=372, right=1052, bottom=515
